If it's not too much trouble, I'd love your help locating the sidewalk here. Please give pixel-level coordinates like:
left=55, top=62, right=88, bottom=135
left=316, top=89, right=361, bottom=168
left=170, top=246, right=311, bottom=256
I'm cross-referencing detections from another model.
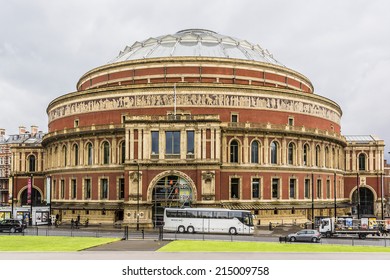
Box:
left=84, top=240, right=171, bottom=251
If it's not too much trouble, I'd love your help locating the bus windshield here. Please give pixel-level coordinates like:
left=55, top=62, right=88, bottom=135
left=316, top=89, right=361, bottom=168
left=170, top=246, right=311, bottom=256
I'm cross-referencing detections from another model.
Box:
left=243, top=213, right=254, bottom=227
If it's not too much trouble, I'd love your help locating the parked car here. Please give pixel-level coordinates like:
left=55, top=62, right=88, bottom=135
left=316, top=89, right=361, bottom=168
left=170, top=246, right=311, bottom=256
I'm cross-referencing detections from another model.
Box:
left=0, top=219, right=25, bottom=233
left=287, top=229, right=321, bottom=243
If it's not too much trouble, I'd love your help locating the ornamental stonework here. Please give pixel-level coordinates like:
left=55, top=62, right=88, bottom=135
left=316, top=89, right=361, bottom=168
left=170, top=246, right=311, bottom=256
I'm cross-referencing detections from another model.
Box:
left=48, top=91, right=341, bottom=124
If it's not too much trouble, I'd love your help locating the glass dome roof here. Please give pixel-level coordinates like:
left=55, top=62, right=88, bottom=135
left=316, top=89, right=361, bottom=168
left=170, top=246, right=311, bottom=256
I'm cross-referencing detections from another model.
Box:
left=109, top=29, right=284, bottom=66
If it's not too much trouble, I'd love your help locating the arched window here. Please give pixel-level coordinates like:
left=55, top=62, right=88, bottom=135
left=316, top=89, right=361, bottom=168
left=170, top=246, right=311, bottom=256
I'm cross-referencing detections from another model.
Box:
left=359, top=153, right=366, bottom=171
left=28, top=155, right=36, bottom=172
left=325, top=147, right=329, bottom=168
left=120, top=141, right=126, bottom=164
left=62, top=145, right=67, bottom=167
left=73, top=144, right=79, bottom=166
left=251, top=141, right=259, bottom=164
left=332, top=148, right=336, bottom=168
left=102, top=141, right=110, bottom=164
left=303, top=144, right=309, bottom=166
left=288, top=142, right=295, bottom=165
left=270, top=141, right=278, bottom=164
left=87, top=143, right=93, bottom=165
left=230, top=140, right=239, bottom=163
left=315, top=145, right=321, bottom=167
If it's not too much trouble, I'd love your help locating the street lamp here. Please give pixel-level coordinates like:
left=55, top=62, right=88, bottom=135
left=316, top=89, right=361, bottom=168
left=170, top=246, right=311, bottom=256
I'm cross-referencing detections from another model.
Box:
left=334, top=172, right=337, bottom=221
left=356, top=173, right=360, bottom=219
left=11, top=174, right=14, bottom=218
left=311, top=174, right=315, bottom=229
left=136, top=162, right=140, bottom=231
left=380, top=172, right=384, bottom=220
left=29, top=173, right=33, bottom=226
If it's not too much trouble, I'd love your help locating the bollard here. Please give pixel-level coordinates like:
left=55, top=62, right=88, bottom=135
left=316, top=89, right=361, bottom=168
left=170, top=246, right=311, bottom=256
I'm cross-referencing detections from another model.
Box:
left=159, top=226, right=163, bottom=241
left=142, top=229, right=144, bottom=239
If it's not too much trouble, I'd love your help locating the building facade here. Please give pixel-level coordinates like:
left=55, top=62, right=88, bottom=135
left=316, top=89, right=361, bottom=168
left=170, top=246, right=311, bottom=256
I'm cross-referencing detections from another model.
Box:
left=2, top=29, right=386, bottom=227
left=0, top=129, right=11, bottom=205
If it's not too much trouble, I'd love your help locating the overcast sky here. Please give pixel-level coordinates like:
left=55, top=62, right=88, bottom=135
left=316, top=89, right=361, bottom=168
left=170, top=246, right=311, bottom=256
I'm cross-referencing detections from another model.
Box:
left=1, top=0, right=389, bottom=157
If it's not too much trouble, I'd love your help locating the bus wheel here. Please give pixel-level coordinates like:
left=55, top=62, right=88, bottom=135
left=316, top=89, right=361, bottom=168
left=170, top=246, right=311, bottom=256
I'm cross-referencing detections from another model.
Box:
left=229, top=227, right=237, bottom=235
left=187, top=226, right=195, bottom=234
left=178, top=226, right=185, bottom=233
left=326, top=232, right=331, bottom=238
left=359, top=234, right=366, bottom=240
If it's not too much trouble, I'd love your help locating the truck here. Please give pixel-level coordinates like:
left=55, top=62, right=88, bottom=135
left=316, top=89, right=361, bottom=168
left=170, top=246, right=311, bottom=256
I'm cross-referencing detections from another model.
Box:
left=319, top=217, right=381, bottom=239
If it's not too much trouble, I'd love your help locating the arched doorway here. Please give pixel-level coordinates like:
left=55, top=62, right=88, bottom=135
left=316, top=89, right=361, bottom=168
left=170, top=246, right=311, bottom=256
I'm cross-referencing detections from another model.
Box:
left=352, top=187, right=375, bottom=216
left=151, top=174, right=193, bottom=227
left=20, top=188, right=42, bottom=206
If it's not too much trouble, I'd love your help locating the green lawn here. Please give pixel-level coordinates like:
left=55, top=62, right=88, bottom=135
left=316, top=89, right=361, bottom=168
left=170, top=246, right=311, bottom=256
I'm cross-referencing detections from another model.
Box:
left=0, top=236, right=120, bottom=251
left=158, top=240, right=390, bottom=253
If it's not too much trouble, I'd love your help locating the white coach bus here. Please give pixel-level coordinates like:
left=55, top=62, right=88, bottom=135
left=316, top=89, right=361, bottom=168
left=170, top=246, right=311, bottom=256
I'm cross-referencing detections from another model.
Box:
left=163, top=208, right=254, bottom=235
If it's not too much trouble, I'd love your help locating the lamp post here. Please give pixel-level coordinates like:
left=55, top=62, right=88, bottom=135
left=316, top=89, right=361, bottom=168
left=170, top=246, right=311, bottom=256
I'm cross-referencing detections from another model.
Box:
left=356, top=173, right=360, bottom=219
left=311, top=173, right=314, bottom=229
left=11, top=174, right=14, bottom=218
left=29, top=173, right=33, bottom=226
left=334, top=172, right=337, bottom=221
left=381, top=172, right=384, bottom=220
left=136, top=162, right=140, bottom=231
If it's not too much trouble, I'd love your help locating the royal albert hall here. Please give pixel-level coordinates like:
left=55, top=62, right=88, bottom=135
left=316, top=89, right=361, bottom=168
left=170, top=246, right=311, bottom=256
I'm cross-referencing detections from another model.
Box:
left=42, top=29, right=385, bottom=228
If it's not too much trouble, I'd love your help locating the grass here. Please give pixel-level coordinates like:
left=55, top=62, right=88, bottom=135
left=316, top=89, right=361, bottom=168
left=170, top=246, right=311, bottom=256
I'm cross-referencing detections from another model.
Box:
left=0, top=236, right=120, bottom=251
left=158, top=240, right=390, bottom=253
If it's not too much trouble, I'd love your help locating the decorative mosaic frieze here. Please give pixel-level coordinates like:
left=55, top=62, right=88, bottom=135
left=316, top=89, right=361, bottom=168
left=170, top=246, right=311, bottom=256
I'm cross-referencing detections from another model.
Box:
left=48, top=91, right=341, bottom=124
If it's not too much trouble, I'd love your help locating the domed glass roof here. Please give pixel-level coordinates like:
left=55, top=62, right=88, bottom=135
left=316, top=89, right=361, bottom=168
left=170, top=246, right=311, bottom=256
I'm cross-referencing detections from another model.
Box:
left=109, top=29, right=284, bottom=66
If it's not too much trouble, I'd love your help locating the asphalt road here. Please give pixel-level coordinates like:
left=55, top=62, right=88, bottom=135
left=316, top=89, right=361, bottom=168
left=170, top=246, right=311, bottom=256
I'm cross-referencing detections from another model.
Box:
left=1, top=251, right=390, bottom=260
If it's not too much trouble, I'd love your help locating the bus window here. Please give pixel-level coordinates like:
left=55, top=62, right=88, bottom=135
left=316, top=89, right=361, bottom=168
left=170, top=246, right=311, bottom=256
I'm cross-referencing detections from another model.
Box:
left=177, top=210, right=187, bottom=217
left=229, top=211, right=242, bottom=219
left=214, top=211, right=229, bottom=219
left=187, top=210, right=197, bottom=218
left=166, top=210, right=177, bottom=218
left=199, top=211, right=212, bottom=218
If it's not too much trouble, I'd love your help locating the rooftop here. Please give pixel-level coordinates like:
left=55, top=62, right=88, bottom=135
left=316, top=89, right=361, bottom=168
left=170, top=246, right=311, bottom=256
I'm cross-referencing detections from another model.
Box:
left=109, top=29, right=284, bottom=66
left=344, top=135, right=382, bottom=144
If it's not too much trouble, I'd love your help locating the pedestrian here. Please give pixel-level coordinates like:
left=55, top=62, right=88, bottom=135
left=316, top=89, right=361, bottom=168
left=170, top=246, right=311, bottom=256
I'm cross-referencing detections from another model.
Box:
left=71, top=218, right=74, bottom=229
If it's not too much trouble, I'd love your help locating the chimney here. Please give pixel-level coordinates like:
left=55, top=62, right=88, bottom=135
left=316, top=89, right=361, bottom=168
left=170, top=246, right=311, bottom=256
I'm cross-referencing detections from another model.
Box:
left=19, top=126, right=26, bottom=134
left=0, top=128, right=5, bottom=136
left=31, top=125, right=38, bottom=135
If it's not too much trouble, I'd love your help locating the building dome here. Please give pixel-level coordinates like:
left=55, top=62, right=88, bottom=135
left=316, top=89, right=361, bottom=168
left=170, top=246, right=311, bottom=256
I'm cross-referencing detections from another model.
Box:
left=76, top=29, right=314, bottom=94
left=108, top=29, right=284, bottom=66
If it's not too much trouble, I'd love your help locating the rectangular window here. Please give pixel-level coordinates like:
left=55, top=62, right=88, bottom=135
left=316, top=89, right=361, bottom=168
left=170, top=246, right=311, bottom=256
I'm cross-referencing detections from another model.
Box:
left=304, top=179, right=310, bottom=199
left=288, top=117, right=294, bottom=126
left=101, top=178, right=108, bottom=199
left=151, top=131, right=159, bottom=155
left=317, top=179, right=322, bottom=199
left=119, top=178, right=125, bottom=199
left=71, top=179, right=77, bottom=199
left=53, top=179, right=57, bottom=199
left=60, top=179, right=65, bottom=199
left=230, top=178, right=239, bottom=199
left=186, top=130, right=195, bottom=155
left=231, top=114, right=238, bottom=123
left=165, top=131, right=180, bottom=155
left=272, top=178, right=280, bottom=199
left=252, top=178, right=260, bottom=199
left=289, top=178, right=296, bottom=198
left=326, top=180, right=331, bottom=199
left=84, top=178, right=91, bottom=199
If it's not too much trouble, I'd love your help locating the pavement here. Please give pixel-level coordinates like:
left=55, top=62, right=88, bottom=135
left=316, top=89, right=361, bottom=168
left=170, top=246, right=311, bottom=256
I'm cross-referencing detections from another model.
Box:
left=85, top=239, right=171, bottom=251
